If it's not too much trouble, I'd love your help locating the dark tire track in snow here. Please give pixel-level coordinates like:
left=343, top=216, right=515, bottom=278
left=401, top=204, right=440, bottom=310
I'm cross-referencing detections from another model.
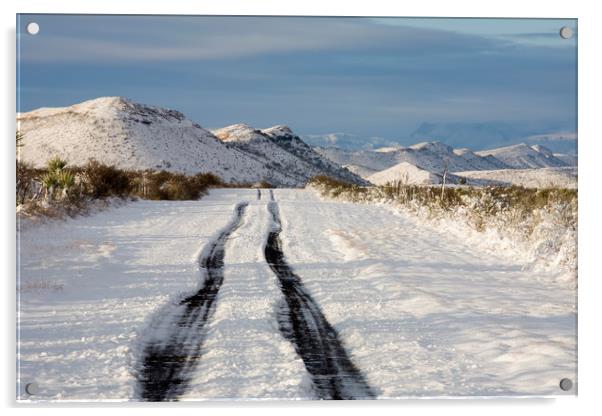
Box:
left=265, top=202, right=375, bottom=400
left=135, top=201, right=249, bottom=401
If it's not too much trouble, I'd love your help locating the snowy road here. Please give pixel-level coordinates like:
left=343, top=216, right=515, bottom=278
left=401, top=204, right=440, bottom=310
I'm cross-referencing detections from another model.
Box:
left=135, top=201, right=249, bottom=401
left=17, top=189, right=576, bottom=401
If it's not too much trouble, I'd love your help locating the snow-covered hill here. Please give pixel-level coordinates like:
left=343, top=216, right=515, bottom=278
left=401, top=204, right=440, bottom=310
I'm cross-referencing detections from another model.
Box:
left=553, top=153, right=577, bottom=167
left=367, top=162, right=465, bottom=186
left=261, top=125, right=367, bottom=185
left=17, top=97, right=295, bottom=185
left=17, top=97, right=364, bottom=187
left=342, top=164, right=379, bottom=178
left=456, top=167, right=578, bottom=189
left=476, top=143, right=568, bottom=169
left=213, top=124, right=367, bottom=186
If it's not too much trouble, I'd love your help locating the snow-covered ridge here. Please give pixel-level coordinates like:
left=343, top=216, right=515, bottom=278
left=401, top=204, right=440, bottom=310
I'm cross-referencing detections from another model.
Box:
left=317, top=139, right=576, bottom=187
left=261, top=125, right=369, bottom=185
left=456, top=167, right=577, bottom=189
left=476, top=143, right=569, bottom=169
left=368, top=162, right=462, bottom=186
left=211, top=123, right=367, bottom=186
left=18, top=97, right=364, bottom=187
left=316, top=140, right=512, bottom=177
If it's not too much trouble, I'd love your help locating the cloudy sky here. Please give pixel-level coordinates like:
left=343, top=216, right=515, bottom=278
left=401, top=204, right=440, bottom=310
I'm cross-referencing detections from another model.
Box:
left=17, top=15, right=577, bottom=147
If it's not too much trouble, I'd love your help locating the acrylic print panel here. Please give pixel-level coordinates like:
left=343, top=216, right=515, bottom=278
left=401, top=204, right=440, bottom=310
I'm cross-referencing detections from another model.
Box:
left=16, top=14, right=577, bottom=401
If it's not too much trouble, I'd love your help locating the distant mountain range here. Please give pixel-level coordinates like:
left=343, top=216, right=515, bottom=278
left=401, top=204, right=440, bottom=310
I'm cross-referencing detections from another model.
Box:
left=304, top=121, right=577, bottom=154
left=17, top=97, right=577, bottom=189
left=302, top=132, right=400, bottom=150
left=315, top=141, right=577, bottom=187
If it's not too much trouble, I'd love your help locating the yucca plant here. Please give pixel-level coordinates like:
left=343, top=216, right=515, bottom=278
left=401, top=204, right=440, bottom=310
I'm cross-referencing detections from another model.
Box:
left=47, top=157, right=67, bottom=173
left=56, top=169, right=75, bottom=189
left=40, top=172, right=59, bottom=201
left=40, top=157, right=75, bottom=201
left=16, top=131, right=24, bottom=148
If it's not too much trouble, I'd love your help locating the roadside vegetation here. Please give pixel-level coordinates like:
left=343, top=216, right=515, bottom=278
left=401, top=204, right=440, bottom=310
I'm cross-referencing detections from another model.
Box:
left=16, top=156, right=224, bottom=219
left=308, top=175, right=577, bottom=278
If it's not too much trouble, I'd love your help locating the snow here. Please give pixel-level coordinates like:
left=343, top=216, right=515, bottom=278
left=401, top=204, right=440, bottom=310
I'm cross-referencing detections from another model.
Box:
left=17, top=97, right=292, bottom=185
left=17, top=97, right=363, bottom=187
left=17, top=188, right=576, bottom=400
left=316, top=140, right=511, bottom=177
left=318, top=141, right=575, bottom=187
left=213, top=123, right=366, bottom=186
left=277, top=189, right=575, bottom=397
left=554, top=153, right=578, bottom=167
left=367, top=162, right=462, bottom=185
left=476, top=143, right=568, bottom=169
left=179, top=200, right=311, bottom=400
left=456, top=167, right=577, bottom=189
left=342, top=164, right=379, bottom=179
left=261, top=124, right=294, bottom=138
left=17, top=190, right=306, bottom=401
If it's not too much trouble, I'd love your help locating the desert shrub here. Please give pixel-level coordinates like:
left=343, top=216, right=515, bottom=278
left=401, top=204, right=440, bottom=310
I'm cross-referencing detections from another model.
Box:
left=16, top=161, right=38, bottom=205
left=18, top=158, right=226, bottom=219
left=307, top=175, right=367, bottom=200
left=307, top=178, right=577, bottom=274
left=136, top=170, right=223, bottom=200
left=191, top=172, right=222, bottom=189
left=81, top=159, right=132, bottom=198
left=309, top=178, right=577, bottom=236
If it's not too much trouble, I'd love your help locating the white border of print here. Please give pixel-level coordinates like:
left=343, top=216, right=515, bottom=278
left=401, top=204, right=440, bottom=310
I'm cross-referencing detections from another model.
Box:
left=2, top=1, right=600, bottom=416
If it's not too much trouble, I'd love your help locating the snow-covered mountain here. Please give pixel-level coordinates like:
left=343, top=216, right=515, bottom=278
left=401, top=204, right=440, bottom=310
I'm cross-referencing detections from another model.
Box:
left=342, top=164, right=379, bottom=178
left=17, top=97, right=365, bottom=187
left=317, top=140, right=576, bottom=187
left=475, top=143, right=569, bottom=169
left=553, top=153, right=578, bottom=166
left=316, top=140, right=511, bottom=177
left=213, top=124, right=367, bottom=186
left=261, top=125, right=367, bottom=185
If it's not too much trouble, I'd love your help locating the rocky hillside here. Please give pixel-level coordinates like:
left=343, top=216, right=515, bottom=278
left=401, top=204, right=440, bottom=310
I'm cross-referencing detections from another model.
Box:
left=17, top=97, right=364, bottom=187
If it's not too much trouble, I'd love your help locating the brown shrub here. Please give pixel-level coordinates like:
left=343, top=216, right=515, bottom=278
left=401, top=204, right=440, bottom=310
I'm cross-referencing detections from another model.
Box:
left=81, top=160, right=133, bottom=198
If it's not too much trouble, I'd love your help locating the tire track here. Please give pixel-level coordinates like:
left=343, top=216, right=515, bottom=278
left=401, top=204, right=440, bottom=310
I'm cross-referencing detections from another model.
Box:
left=264, top=201, right=375, bottom=400
left=135, top=201, right=249, bottom=401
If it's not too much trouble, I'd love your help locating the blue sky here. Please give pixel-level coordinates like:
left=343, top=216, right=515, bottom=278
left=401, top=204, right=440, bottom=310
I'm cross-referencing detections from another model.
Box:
left=17, top=15, right=577, bottom=148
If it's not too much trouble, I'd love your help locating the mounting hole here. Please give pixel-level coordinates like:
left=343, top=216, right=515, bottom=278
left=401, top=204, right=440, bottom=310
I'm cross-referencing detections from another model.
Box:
left=25, top=382, right=39, bottom=395
left=559, top=26, right=573, bottom=39
left=26, top=22, right=40, bottom=35
left=559, top=378, right=573, bottom=391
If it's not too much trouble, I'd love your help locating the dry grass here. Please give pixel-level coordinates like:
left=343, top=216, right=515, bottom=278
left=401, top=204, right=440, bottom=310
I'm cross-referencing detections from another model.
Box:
left=16, top=159, right=227, bottom=219
left=308, top=175, right=578, bottom=234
